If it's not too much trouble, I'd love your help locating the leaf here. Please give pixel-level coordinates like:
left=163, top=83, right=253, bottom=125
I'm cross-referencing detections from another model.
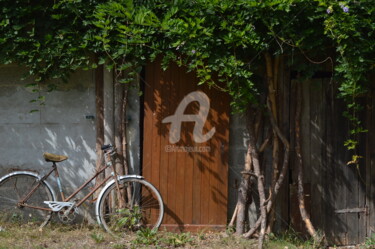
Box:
left=98, top=57, right=106, bottom=65
left=347, top=155, right=363, bottom=166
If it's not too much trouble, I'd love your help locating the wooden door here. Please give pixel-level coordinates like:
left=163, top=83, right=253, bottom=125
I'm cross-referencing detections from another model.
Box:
left=290, top=78, right=371, bottom=245
left=142, top=59, right=229, bottom=230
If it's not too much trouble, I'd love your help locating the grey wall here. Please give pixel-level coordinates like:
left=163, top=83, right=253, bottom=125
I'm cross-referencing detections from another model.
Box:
left=228, top=114, right=258, bottom=225
left=0, top=64, right=97, bottom=220
left=0, top=65, right=142, bottom=222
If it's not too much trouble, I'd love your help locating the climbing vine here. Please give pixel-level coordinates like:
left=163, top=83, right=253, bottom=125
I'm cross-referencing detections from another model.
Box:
left=1, top=0, right=373, bottom=121
left=322, top=0, right=374, bottom=164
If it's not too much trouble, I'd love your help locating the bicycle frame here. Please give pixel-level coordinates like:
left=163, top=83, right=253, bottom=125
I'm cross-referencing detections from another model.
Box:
left=19, top=152, right=121, bottom=212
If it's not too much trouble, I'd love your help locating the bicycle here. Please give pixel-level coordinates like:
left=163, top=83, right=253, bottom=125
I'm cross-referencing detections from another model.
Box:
left=0, top=144, right=164, bottom=236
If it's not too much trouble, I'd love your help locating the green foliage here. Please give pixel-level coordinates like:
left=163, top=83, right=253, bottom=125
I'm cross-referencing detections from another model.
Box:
left=0, top=0, right=95, bottom=81
left=226, top=225, right=235, bottom=235
left=116, top=206, right=143, bottom=230
left=362, top=233, right=375, bottom=249
left=318, top=0, right=374, bottom=156
left=266, top=231, right=320, bottom=249
left=0, top=0, right=374, bottom=160
left=161, top=231, right=194, bottom=247
left=131, top=228, right=193, bottom=248
left=90, top=232, right=105, bottom=243
left=132, top=228, right=159, bottom=246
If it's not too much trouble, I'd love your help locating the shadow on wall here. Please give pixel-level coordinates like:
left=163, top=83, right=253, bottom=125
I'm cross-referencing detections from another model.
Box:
left=288, top=79, right=370, bottom=245
left=0, top=65, right=98, bottom=222
left=142, top=59, right=231, bottom=226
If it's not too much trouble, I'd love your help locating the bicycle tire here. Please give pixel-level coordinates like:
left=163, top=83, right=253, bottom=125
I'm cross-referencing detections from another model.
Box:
left=0, top=172, right=55, bottom=228
left=97, top=177, right=164, bottom=236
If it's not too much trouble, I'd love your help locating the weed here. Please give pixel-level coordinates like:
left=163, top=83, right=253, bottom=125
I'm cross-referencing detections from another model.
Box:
left=90, top=232, right=105, bottom=243
left=266, top=230, right=319, bottom=249
left=10, top=213, right=23, bottom=224
left=219, top=234, right=257, bottom=248
left=162, top=232, right=194, bottom=247
left=115, top=206, right=143, bottom=231
left=132, top=228, right=159, bottom=246
left=197, top=230, right=206, bottom=241
left=226, top=225, right=235, bottom=235
left=131, top=229, right=194, bottom=248
left=362, top=233, right=375, bottom=249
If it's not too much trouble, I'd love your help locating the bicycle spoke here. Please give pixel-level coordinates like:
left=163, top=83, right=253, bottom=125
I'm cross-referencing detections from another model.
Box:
left=0, top=173, right=53, bottom=227
left=97, top=178, right=163, bottom=236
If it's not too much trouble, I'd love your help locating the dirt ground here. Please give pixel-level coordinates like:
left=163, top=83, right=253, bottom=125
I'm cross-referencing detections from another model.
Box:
left=0, top=223, right=371, bottom=249
left=0, top=223, right=261, bottom=249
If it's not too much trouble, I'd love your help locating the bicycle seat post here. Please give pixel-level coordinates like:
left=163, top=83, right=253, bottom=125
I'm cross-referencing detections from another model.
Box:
left=53, top=162, right=66, bottom=201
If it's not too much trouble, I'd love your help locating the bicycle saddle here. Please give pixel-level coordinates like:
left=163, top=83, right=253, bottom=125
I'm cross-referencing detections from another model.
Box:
left=43, top=152, right=68, bottom=162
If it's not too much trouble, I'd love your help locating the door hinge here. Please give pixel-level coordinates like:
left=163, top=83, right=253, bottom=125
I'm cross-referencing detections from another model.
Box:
left=335, top=206, right=368, bottom=215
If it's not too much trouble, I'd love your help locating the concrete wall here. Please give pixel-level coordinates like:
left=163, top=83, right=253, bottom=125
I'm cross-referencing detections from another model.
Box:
left=228, top=114, right=258, bottom=225
left=0, top=64, right=97, bottom=220
left=0, top=65, right=142, bottom=222
left=0, top=65, right=96, bottom=221
left=0, top=64, right=96, bottom=179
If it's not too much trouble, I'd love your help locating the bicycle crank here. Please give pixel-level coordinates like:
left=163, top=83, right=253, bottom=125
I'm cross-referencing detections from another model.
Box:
left=44, top=201, right=78, bottom=223
left=57, top=206, right=78, bottom=224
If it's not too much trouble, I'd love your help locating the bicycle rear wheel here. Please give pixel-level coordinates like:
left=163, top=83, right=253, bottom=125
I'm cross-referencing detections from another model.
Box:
left=0, top=172, right=54, bottom=228
left=97, top=177, right=164, bottom=236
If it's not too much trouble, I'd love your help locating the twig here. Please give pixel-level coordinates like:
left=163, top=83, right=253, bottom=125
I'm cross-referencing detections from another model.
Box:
left=229, top=203, right=239, bottom=227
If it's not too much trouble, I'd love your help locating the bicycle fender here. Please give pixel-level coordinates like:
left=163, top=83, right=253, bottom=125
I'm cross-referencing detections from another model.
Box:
left=0, top=171, right=57, bottom=202
left=95, top=174, right=144, bottom=226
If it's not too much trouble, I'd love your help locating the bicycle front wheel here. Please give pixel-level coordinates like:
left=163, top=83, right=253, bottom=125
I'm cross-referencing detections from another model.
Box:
left=97, top=177, right=164, bottom=236
left=0, top=172, right=54, bottom=228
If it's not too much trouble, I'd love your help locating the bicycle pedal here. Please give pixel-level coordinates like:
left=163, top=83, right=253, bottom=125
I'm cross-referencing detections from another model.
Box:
left=44, top=201, right=75, bottom=212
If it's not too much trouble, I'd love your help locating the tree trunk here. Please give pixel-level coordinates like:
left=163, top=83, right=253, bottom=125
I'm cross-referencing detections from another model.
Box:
left=247, top=107, right=267, bottom=249
left=265, top=53, right=281, bottom=233
left=232, top=54, right=291, bottom=248
left=244, top=101, right=290, bottom=239
left=235, top=145, right=253, bottom=235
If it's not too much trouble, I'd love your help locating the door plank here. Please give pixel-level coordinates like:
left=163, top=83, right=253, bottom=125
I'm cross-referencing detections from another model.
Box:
left=143, top=59, right=229, bottom=229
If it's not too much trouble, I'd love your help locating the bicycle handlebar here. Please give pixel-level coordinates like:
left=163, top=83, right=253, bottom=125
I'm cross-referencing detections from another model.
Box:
left=101, top=144, right=117, bottom=157
left=101, top=144, right=112, bottom=151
